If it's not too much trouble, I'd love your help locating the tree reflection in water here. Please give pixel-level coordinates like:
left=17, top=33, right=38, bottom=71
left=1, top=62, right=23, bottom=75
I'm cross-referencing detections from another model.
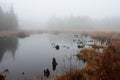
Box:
left=0, top=36, right=18, bottom=62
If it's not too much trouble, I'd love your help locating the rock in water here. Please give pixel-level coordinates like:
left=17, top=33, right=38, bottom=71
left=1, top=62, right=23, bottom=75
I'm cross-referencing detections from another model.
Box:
left=55, top=45, right=60, bottom=50
left=52, top=57, right=58, bottom=71
left=44, top=68, right=50, bottom=78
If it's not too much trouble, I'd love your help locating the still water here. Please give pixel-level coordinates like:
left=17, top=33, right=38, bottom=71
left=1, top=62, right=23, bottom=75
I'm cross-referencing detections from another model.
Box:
left=0, top=33, right=93, bottom=79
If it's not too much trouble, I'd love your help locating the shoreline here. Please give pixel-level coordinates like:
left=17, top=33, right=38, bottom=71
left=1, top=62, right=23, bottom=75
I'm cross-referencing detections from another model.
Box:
left=0, top=29, right=119, bottom=38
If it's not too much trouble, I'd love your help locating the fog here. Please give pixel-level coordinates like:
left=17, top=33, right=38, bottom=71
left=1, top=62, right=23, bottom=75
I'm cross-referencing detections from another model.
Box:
left=0, top=2, right=18, bottom=31
left=0, top=0, right=120, bottom=30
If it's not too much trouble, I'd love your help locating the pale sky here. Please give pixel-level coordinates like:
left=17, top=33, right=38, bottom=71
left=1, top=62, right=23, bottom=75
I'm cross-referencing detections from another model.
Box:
left=11, top=0, right=120, bottom=20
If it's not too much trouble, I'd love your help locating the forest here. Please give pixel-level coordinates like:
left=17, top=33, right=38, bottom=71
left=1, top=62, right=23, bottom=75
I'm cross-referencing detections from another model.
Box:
left=0, top=6, right=18, bottom=31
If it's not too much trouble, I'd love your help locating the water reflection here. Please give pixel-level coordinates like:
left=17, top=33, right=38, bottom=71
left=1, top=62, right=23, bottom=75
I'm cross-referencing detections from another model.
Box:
left=0, top=36, right=18, bottom=62
left=0, top=33, right=92, bottom=79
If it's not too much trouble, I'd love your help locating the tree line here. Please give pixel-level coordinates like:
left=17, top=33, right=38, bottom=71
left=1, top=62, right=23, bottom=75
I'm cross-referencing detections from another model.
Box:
left=0, top=6, right=18, bottom=31
left=47, top=16, right=120, bottom=30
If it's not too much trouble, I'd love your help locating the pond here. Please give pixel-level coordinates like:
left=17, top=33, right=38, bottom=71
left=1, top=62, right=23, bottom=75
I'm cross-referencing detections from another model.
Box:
left=0, top=33, right=94, bottom=80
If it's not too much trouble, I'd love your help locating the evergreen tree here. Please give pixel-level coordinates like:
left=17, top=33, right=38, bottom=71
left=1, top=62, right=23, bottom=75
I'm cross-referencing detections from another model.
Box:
left=0, top=5, right=18, bottom=31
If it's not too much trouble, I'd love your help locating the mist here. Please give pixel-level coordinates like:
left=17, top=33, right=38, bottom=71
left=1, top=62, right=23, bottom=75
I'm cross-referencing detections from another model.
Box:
left=1, top=0, right=120, bottom=30
left=0, top=5, right=18, bottom=31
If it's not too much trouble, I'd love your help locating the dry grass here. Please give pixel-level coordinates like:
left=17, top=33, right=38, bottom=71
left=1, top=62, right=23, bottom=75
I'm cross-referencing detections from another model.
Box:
left=77, top=48, right=100, bottom=64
